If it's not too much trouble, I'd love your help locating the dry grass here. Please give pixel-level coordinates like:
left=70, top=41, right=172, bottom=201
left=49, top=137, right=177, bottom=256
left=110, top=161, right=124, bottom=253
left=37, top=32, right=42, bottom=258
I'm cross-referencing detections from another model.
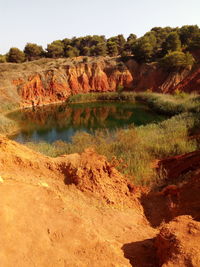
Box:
left=27, top=112, right=199, bottom=186
left=0, top=114, right=19, bottom=135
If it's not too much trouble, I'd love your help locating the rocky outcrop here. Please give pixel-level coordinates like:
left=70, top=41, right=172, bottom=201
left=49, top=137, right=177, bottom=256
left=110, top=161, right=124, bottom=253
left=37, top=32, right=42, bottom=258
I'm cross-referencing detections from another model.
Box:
left=154, top=150, right=200, bottom=181
left=125, top=59, right=192, bottom=93
left=0, top=56, right=200, bottom=109
left=142, top=150, right=200, bottom=227
left=173, top=68, right=200, bottom=93
left=12, top=58, right=134, bottom=107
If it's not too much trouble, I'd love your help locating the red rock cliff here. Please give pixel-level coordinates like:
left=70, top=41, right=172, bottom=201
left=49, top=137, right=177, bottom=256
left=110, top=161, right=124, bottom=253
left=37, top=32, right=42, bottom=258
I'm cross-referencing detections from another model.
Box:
left=0, top=56, right=199, bottom=108
left=11, top=58, right=134, bottom=107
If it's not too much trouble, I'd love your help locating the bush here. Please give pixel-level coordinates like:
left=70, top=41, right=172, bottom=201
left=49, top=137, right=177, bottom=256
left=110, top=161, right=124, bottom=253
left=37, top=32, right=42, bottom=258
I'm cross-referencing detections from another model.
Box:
left=0, top=54, right=6, bottom=63
left=160, top=51, right=195, bottom=70
left=68, top=92, right=136, bottom=103
left=7, top=48, right=25, bottom=63
left=24, top=43, right=44, bottom=61
left=46, top=40, right=64, bottom=58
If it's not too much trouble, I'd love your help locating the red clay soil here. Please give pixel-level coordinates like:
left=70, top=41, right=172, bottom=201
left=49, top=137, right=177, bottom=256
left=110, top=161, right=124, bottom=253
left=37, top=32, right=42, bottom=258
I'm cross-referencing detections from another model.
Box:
left=58, top=148, right=140, bottom=208
left=156, top=215, right=200, bottom=266
left=154, top=150, right=200, bottom=182
left=174, top=68, right=200, bottom=93
left=0, top=135, right=157, bottom=267
left=1, top=135, right=200, bottom=266
left=141, top=172, right=200, bottom=227
left=142, top=150, right=200, bottom=227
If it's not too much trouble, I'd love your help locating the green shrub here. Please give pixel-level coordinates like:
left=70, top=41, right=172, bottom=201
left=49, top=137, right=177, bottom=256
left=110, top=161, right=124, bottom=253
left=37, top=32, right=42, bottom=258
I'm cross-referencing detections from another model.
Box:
left=160, top=51, right=195, bottom=70
left=7, top=48, right=25, bottom=63
left=68, top=92, right=136, bottom=103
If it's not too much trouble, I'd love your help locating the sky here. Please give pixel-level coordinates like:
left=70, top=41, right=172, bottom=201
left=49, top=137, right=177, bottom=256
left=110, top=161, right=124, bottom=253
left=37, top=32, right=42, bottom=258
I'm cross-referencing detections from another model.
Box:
left=0, top=0, right=200, bottom=54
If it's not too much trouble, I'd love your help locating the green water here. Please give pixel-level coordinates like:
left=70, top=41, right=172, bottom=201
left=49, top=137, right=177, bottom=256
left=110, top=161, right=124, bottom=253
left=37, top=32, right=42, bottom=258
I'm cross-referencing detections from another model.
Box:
left=8, top=101, right=166, bottom=143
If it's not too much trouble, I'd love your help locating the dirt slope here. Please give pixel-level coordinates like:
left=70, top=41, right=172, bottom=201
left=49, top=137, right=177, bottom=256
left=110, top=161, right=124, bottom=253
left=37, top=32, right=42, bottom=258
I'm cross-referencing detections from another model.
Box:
left=156, top=216, right=200, bottom=266
left=0, top=136, right=156, bottom=267
left=142, top=150, right=200, bottom=227
left=1, top=136, right=200, bottom=266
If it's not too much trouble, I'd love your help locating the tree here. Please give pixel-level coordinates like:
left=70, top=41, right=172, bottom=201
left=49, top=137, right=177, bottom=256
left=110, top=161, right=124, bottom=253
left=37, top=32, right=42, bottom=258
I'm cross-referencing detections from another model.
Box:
left=107, top=35, right=126, bottom=55
left=160, top=51, right=195, bottom=70
left=65, top=45, right=79, bottom=58
left=132, top=33, right=156, bottom=62
left=116, top=34, right=126, bottom=53
left=46, top=40, right=64, bottom=58
left=151, top=27, right=173, bottom=46
left=81, top=46, right=91, bottom=56
left=24, top=43, right=44, bottom=61
left=0, top=54, right=6, bottom=63
left=162, top=32, right=181, bottom=54
left=189, top=32, right=200, bottom=49
left=7, top=48, right=25, bottom=63
left=107, top=41, right=118, bottom=56
left=127, top=34, right=137, bottom=43
left=124, top=34, right=137, bottom=55
left=92, top=42, right=107, bottom=56
left=62, top=38, right=72, bottom=47
left=179, top=25, right=200, bottom=47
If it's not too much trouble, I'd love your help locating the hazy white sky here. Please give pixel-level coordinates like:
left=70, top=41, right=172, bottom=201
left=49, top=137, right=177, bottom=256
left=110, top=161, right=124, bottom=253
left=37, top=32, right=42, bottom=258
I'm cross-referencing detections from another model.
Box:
left=0, top=0, right=199, bottom=54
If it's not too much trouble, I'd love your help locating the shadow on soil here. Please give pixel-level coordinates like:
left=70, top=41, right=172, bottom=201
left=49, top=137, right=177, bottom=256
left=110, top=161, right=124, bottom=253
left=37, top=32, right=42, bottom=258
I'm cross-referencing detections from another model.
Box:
left=122, top=238, right=158, bottom=267
left=140, top=193, right=172, bottom=227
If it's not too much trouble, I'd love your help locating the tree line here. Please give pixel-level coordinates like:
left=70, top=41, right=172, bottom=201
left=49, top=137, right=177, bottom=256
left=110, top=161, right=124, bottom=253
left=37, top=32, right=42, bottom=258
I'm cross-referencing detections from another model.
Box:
left=0, top=25, right=200, bottom=70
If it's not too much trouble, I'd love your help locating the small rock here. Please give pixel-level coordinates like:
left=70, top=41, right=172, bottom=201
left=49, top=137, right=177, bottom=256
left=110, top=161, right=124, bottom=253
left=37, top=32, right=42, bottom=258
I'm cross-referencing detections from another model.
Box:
left=38, top=181, right=49, bottom=188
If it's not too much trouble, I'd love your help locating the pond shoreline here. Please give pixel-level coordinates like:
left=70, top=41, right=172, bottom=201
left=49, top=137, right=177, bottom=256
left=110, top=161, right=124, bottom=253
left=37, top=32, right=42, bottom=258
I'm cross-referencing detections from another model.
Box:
left=2, top=92, right=200, bottom=138
left=3, top=92, right=137, bottom=137
left=8, top=100, right=166, bottom=144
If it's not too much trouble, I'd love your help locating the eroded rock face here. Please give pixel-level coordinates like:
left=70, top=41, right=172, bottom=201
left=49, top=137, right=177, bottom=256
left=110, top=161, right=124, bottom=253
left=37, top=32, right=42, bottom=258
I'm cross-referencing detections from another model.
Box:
left=155, top=216, right=200, bottom=267
left=155, top=150, right=200, bottom=181
left=173, top=68, right=200, bottom=93
left=12, top=59, right=134, bottom=107
left=1, top=56, right=200, bottom=109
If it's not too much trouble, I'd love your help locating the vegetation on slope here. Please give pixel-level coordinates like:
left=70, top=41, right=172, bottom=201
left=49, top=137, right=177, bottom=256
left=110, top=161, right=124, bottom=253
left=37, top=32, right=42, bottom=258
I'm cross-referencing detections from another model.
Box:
left=135, top=92, right=200, bottom=115
left=68, top=92, right=136, bottom=103
left=0, top=103, right=20, bottom=135
left=0, top=25, right=199, bottom=71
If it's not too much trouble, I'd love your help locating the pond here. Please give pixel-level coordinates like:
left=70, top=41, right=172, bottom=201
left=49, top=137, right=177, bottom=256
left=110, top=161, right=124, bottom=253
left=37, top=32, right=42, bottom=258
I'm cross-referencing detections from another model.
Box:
left=8, top=101, right=166, bottom=143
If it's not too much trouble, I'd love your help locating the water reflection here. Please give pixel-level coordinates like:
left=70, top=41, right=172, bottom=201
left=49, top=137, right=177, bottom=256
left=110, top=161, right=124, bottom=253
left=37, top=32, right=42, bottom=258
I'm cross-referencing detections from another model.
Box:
left=8, top=102, right=165, bottom=143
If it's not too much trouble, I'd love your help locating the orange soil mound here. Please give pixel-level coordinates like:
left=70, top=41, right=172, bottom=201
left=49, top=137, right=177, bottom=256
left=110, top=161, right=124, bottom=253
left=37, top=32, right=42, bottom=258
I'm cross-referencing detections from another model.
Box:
left=1, top=135, right=200, bottom=266
left=156, top=215, right=200, bottom=267
left=0, top=135, right=157, bottom=266
left=0, top=135, right=138, bottom=208
left=59, top=148, right=139, bottom=208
